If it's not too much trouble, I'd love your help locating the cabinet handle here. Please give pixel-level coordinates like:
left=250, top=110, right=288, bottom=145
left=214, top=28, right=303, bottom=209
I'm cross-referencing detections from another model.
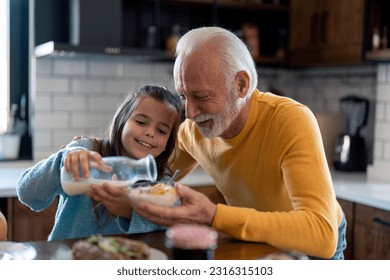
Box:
left=311, top=13, right=319, bottom=44
left=373, top=217, right=390, bottom=228
left=319, top=11, right=328, bottom=44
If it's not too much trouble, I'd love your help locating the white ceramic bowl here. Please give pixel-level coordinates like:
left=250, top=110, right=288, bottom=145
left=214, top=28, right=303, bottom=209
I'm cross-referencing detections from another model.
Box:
left=129, top=182, right=179, bottom=207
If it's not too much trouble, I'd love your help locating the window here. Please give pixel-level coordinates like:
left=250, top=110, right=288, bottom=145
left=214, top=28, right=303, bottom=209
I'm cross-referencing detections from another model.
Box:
left=1, top=0, right=32, bottom=160
left=0, top=0, right=9, bottom=134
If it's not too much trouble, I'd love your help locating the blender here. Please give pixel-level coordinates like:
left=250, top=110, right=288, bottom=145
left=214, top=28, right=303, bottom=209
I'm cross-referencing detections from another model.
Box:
left=333, top=96, right=369, bottom=172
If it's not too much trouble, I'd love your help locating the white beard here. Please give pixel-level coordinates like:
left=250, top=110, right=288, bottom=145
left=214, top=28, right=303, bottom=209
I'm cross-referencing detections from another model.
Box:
left=193, top=88, right=244, bottom=138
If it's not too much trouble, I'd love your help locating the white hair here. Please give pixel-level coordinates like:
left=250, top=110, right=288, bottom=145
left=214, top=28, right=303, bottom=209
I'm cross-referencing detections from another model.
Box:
left=173, top=26, right=258, bottom=97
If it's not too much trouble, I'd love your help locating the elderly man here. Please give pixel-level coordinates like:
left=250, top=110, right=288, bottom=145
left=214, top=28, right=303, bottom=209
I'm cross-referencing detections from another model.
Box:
left=132, top=26, right=346, bottom=260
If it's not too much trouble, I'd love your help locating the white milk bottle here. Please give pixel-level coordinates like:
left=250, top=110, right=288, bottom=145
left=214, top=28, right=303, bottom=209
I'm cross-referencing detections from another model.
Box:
left=61, top=154, right=157, bottom=195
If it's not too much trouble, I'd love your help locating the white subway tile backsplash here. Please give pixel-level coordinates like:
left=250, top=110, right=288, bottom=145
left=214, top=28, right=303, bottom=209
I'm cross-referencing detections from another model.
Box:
left=122, top=81, right=140, bottom=92
left=133, top=79, right=159, bottom=90
left=36, top=59, right=52, bottom=74
left=33, top=131, right=52, bottom=148
left=34, top=94, right=52, bottom=111
left=385, top=142, right=390, bottom=160
left=89, top=60, right=124, bottom=77
left=297, top=87, right=315, bottom=100
left=322, top=86, right=339, bottom=100
left=386, top=103, right=390, bottom=121
left=348, top=65, right=377, bottom=75
left=325, top=99, right=339, bottom=114
left=368, top=160, right=390, bottom=182
left=376, top=103, right=385, bottom=121
left=377, top=84, right=390, bottom=101
left=71, top=78, right=105, bottom=94
left=84, top=127, right=108, bottom=138
left=53, top=130, right=89, bottom=148
left=36, top=77, right=69, bottom=93
left=54, top=95, right=87, bottom=111
left=53, top=59, right=88, bottom=76
left=35, top=113, right=69, bottom=129
left=88, top=95, right=122, bottom=111
left=386, top=64, right=390, bottom=82
left=377, top=64, right=387, bottom=82
left=70, top=113, right=111, bottom=129
left=338, top=86, right=365, bottom=97
left=151, top=63, right=173, bottom=78
left=375, top=122, right=390, bottom=140
left=374, top=140, right=384, bottom=159
left=168, top=83, right=177, bottom=93
left=105, top=80, right=135, bottom=94
left=124, top=63, right=153, bottom=77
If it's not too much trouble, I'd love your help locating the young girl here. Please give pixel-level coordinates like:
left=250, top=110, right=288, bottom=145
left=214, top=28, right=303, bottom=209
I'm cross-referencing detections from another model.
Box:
left=17, top=85, right=182, bottom=241
left=0, top=209, right=7, bottom=240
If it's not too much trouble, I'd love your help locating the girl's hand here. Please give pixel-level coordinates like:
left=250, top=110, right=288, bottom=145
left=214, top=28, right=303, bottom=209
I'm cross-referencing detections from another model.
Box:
left=87, top=183, right=133, bottom=219
left=64, top=150, right=111, bottom=180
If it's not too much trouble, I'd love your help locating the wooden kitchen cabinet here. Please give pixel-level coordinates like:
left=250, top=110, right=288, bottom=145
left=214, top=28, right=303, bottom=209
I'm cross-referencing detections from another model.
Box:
left=215, top=0, right=289, bottom=64
left=159, top=0, right=289, bottom=65
left=289, top=0, right=364, bottom=66
left=337, top=198, right=390, bottom=260
left=6, top=197, right=57, bottom=242
left=337, top=198, right=354, bottom=260
left=353, top=203, right=390, bottom=259
left=364, top=0, right=390, bottom=61
left=35, top=0, right=289, bottom=65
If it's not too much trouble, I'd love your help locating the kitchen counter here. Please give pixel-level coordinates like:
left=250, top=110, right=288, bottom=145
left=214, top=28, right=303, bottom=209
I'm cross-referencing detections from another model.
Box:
left=331, top=170, right=390, bottom=211
left=1, top=162, right=390, bottom=212
left=0, top=161, right=33, bottom=197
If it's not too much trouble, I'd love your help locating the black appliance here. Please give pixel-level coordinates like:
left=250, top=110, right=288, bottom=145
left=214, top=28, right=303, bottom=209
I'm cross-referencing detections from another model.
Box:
left=333, top=96, right=369, bottom=172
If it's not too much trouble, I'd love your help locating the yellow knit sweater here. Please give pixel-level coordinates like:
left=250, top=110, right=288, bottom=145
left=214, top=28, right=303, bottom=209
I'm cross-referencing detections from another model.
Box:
left=171, top=90, right=343, bottom=258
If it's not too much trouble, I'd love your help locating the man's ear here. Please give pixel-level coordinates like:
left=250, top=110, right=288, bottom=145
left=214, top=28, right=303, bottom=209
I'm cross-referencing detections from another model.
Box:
left=235, top=71, right=250, bottom=98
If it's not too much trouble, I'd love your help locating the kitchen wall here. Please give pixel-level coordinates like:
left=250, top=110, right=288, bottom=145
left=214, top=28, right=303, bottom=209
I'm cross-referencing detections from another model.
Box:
left=259, top=65, right=377, bottom=167
left=368, top=64, right=390, bottom=181
left=34, top=55, right=175, bottom=160
left=34, top=55, right=389, bottom=181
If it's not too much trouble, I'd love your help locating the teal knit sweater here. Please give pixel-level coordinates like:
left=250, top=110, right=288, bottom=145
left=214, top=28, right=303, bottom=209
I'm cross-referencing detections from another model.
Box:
left=16, top=138, right=164, bottom=241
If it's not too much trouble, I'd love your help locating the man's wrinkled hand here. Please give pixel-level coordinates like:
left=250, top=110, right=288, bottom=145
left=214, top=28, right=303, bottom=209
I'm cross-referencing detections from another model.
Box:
left=131, top=183, right=217, bottom=227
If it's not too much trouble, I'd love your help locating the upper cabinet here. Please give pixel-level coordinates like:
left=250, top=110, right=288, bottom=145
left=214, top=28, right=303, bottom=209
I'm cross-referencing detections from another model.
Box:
left=364, top=0, right=390, bottom=61
left=34, top=0, right=290, bottom=65
left=34, top=0, right=389, bottom=66
left=288, top=0, right=365, bottom=66
left=215, top=0, right=289, bottom=65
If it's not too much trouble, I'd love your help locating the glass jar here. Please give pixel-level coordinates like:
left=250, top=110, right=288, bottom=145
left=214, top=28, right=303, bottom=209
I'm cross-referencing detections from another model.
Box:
left=165, top=224, right=218, bottom=260
left=61, top=154, right=157, bottom=195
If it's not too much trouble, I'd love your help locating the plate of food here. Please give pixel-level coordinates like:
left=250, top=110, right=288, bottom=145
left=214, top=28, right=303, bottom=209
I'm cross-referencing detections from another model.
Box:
left=129, top=182, right=179, bottom=207
left=0, top=241, right=37, bottom=260
left=71, top=235, right=167, bottom=260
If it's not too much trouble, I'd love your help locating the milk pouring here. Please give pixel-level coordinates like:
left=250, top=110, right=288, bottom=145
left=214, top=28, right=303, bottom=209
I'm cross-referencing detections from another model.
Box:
left=61, top=154, right=157, bottom=195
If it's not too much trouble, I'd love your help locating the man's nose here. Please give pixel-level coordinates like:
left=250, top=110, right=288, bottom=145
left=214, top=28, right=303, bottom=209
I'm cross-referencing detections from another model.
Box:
left=185, top=100, right=200, bottom=119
